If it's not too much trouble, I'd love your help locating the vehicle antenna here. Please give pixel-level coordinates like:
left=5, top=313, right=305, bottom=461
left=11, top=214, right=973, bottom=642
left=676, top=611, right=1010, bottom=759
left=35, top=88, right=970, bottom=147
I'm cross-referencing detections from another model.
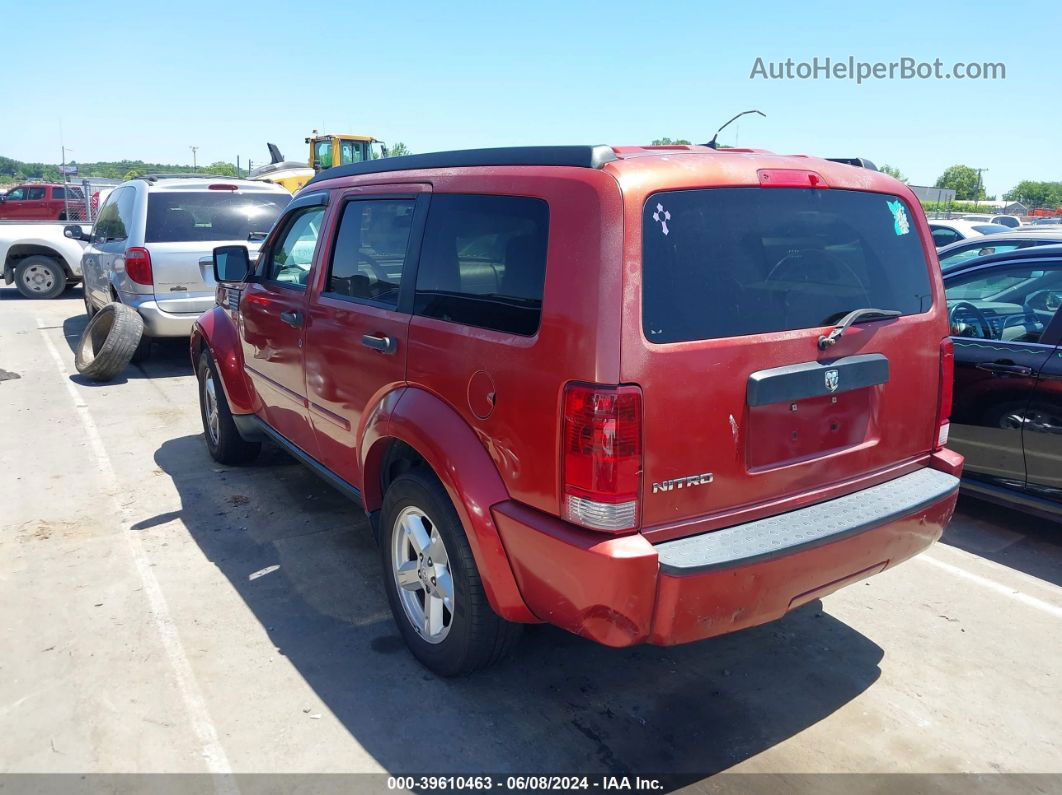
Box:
left=703, top=110, right=766, bottom=149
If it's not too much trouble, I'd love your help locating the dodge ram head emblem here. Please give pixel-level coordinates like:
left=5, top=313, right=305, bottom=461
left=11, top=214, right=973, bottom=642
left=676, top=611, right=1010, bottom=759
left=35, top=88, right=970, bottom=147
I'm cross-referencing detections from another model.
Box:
left=652, top=472, right=713, bottom=494
left=825, top=369, right=840, bottom=392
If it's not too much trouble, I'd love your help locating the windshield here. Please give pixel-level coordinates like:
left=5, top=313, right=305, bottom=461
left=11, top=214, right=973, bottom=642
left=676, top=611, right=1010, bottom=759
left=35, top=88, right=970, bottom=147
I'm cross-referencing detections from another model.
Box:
left=313, top=140, right=332, bottom=169
left=940, top=242, right=1025, bottom=268
left=642, top=188, right=934, bottom=343
left=146, top=192, right=289, bottom=243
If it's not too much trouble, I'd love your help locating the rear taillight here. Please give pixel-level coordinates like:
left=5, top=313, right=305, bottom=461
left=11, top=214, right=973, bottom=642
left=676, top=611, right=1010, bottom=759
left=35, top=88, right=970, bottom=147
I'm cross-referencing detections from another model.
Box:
left=562, top=383, right=642, bottom=533
left=125, top=247, right=153, bottom=285
left=935, top=338, right=954, bottom=449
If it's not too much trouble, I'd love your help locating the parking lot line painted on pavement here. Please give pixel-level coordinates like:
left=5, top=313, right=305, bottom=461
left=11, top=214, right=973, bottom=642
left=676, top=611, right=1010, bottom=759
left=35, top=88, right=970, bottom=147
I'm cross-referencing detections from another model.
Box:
left=37, top=320, right=238, bottom=794
left=918, top=553, right=1062, bottom=619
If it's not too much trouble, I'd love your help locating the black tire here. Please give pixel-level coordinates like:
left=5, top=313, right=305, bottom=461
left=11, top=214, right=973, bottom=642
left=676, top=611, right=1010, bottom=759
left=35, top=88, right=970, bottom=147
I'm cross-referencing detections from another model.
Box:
left=130, top=335, right=153, bottom=363
left=380, top=469, right=522, bottom=676
left=14, top=256, right=66, bottom=300
left=74, top=302, right=144, bottom=381
left=196, top=350, right=260, bottom=465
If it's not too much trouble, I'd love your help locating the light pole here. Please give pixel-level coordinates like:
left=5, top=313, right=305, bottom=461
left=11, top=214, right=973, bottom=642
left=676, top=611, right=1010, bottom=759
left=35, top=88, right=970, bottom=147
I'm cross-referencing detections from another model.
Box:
left=189, top=146, right=199, bottom=172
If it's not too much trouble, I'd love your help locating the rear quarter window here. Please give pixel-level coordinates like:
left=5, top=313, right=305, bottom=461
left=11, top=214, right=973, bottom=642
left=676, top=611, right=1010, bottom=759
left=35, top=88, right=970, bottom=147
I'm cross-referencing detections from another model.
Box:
left=642, top=188, right=935, bottom=343
left=414, top=195, right=549, bottom=336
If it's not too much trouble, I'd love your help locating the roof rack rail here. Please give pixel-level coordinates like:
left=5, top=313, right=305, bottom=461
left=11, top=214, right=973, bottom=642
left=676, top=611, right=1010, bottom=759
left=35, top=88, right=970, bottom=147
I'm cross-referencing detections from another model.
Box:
left=825, top=157, right=878, bottom=171
left=305, top=145, right=618, bottom=187
left=135, top=173, right=239, bottom=182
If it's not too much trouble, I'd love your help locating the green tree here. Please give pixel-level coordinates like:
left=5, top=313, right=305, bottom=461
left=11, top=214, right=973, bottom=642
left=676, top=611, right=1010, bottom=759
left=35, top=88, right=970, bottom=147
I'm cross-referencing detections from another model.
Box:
left=935, top=165, right=986, bottom=201
left=206, top=160, right=238, bottom=177
left=373, top=142, right=412, bottom=159
left=651, top=137, right=692, bottom=146
left=1004, top=180, right=1062, bottom=209
left=879, top=164, right=907, bottom=183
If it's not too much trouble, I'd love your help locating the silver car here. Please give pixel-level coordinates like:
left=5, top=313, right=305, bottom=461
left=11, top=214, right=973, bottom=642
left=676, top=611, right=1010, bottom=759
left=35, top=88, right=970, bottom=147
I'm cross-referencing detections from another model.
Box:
left=79, top=175, right=290, bottom=340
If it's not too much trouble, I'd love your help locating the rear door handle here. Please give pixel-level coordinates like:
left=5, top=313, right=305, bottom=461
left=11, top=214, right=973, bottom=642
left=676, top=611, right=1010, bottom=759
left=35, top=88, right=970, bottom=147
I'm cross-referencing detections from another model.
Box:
left=280, top=310, right=303, bottom=328
left=361, top=334, right=396, bottom=354
left=977, top=362, right=1033, bottom=377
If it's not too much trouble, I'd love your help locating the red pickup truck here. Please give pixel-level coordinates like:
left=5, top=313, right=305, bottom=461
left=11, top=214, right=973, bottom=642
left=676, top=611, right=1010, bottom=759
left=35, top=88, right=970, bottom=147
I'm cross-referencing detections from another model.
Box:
left=0, top=183, right=81, bottom=221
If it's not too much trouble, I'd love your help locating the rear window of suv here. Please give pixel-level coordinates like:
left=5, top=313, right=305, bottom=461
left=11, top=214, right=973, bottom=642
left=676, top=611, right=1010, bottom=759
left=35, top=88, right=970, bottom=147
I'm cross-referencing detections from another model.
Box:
left=146, top=192, right=290, bottom=243
left=642, top=188, right=934, bottom=343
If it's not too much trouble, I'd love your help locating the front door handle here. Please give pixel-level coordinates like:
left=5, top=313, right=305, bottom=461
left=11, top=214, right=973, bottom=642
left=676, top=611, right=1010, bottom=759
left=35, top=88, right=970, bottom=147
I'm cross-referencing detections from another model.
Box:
left=280, top=310, right=303, bottom=328
left=977, top=362, right=1033, bottom=377
left=361, top=334, right=397, bottom=354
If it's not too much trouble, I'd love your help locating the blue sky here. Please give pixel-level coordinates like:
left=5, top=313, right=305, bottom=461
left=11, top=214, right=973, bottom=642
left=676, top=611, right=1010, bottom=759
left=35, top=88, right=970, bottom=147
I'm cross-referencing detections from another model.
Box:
left=1, top=0, right=1058, bottom=197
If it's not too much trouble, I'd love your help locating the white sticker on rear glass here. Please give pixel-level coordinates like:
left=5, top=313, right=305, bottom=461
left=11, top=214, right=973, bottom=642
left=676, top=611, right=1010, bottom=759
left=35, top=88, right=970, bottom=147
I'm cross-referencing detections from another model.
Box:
left=887, top=199, right=910, bottom=235
left=652, top=203, right=671, bottom=236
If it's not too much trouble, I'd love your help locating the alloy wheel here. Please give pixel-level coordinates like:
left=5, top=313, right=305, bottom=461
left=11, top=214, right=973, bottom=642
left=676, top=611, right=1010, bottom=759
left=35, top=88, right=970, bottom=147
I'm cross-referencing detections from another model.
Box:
left=203, top=373, right=221, bottom=446
left=391, top=506, right=455, bottom=643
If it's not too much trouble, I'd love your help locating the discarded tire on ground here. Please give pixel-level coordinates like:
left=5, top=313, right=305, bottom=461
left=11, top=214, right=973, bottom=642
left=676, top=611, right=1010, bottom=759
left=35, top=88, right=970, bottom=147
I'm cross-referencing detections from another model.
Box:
left=74, top=302, right=144, bottom=382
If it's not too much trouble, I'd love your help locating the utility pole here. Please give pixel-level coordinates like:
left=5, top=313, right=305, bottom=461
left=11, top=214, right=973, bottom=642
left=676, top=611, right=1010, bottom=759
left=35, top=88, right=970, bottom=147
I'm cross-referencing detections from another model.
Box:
left=974, top=167, right=988, bottom=209
left=190, top=145, right=199, bottom=172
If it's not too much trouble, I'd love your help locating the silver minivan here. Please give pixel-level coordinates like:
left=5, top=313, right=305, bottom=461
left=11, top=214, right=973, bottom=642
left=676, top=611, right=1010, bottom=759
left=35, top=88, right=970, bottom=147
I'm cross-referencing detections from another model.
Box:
left=78, top=175, right=290, bottom=347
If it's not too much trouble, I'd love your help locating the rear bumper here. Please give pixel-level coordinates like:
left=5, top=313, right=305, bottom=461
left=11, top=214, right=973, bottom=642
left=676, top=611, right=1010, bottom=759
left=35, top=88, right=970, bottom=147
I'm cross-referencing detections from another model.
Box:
left=123, top=295, right=198, bottom=337
left=493, top=463, right=961, bottom=647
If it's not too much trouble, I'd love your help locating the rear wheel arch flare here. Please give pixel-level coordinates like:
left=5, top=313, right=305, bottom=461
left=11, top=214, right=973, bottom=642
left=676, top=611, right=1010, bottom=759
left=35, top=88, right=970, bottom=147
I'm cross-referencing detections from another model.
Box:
left=7, top=244, right=68, bottom=269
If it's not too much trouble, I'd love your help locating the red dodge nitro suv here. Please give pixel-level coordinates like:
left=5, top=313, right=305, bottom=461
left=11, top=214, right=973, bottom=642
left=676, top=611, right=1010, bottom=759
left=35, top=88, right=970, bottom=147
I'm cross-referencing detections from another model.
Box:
left=192, top=144, right=964, bottom=675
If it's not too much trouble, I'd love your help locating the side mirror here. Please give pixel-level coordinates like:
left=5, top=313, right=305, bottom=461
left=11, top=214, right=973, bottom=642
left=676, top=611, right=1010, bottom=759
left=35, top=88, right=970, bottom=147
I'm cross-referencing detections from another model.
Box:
left=213, top=245, right=251, bottom=283
left=63, top=224, right=86, bottom=240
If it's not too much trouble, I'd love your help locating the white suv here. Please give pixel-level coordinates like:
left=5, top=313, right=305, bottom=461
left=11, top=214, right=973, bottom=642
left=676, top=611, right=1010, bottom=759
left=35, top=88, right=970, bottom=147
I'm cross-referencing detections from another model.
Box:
left=78, top=175, right=290, bottom=343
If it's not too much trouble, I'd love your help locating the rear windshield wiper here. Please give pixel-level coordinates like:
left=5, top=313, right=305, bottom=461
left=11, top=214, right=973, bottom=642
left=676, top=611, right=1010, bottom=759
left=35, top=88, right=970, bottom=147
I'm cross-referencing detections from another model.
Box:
left=818, top=307, right=901, bottom=350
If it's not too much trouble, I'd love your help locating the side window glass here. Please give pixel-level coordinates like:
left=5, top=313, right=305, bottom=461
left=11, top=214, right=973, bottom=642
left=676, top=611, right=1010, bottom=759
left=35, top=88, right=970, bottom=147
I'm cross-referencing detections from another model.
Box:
left=326, top=199, right=414, bottom=306
left=932, top=227, right=961, bottom=247
left=414, top=195, right=549, bottom=336
left=946, top=265, right=1062, bottom=342
left=94, top=188, right=130, bottom=242
left=267, top=207, right=325, bottom=288
left=313, top=141, right=332, bottom=170
left=340, top=141, right=365, bottom=164
left=5, top=188, right=25, bottom=201
left=53, top=187, right=66, bottom=200
left=26, top=187, right=46, bottom=200
left=115, top=188, right=137, bottom=237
